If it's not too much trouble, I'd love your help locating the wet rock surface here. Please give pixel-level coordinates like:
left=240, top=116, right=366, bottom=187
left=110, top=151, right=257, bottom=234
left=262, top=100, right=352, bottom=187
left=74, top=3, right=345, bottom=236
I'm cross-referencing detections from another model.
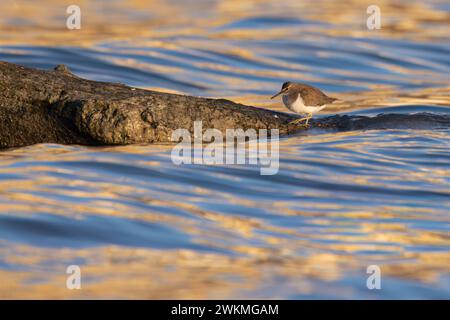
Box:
left=0, top=61, right=448, bottom=149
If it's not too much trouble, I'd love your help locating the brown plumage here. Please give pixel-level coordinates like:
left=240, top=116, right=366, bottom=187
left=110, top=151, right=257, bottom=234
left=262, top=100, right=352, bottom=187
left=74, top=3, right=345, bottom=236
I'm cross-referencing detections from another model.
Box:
left=271, top=81, right=339, bottom=126
left=280, top=82, right=337, bottom=106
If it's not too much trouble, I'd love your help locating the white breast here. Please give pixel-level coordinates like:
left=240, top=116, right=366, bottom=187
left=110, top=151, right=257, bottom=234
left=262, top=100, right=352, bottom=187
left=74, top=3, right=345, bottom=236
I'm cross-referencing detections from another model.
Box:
left=283, top=94, right=326, bottom=115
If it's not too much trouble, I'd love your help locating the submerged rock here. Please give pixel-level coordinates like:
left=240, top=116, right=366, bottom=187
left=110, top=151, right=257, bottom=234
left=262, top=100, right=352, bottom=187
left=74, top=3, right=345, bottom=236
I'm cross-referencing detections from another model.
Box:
left=0, top=61, right=448, bottom=149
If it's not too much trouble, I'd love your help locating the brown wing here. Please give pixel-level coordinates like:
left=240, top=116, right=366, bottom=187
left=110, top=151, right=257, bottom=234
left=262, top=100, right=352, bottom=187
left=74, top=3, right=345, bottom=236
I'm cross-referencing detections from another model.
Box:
left=299, top=85, right=337, bottom=106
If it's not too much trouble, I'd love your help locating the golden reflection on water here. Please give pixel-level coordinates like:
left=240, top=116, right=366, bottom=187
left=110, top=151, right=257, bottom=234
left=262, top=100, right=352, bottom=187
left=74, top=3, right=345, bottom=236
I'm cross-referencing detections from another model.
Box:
left=0, top=130, right=449, bottom=298
left=0, top=243, right=448, bottom=299
left=0, top=0, right=449, bottom=298
left=1, top=0, right=448, bottom=44
left=1, top=0, right=449, bottom=109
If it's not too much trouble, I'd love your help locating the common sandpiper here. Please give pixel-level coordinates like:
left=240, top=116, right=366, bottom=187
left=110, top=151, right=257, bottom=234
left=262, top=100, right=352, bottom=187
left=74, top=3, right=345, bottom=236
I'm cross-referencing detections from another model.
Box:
left=271, top=82, right=338, bottom=125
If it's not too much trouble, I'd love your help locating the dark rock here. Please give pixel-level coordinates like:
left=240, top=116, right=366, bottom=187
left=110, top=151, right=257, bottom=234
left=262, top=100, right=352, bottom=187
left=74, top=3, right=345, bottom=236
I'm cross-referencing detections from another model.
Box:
left=0, top=61, right=448, bottom=149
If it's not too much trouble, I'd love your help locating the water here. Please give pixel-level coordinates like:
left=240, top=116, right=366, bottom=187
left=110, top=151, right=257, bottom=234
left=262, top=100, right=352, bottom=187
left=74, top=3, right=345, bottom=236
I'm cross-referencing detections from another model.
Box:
left=0, top=0, right=449, bottom=299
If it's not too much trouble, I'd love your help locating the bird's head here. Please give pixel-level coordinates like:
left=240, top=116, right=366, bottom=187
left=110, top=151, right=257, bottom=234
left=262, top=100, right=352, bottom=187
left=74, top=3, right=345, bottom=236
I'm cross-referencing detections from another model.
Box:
left=271, top=82, right=294, bottom=99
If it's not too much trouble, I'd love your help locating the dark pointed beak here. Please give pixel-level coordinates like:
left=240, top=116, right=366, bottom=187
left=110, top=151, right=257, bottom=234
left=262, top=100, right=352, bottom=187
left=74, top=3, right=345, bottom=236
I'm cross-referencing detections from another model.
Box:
left=270, top=88, right=288, bottom=99
left=271, top=89, right=285, bottom=99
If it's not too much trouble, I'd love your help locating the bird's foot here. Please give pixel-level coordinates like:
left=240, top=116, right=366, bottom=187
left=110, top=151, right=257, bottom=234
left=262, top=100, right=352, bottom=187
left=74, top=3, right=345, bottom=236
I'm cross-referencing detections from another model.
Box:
left=290, top=116, right=311, bottom=126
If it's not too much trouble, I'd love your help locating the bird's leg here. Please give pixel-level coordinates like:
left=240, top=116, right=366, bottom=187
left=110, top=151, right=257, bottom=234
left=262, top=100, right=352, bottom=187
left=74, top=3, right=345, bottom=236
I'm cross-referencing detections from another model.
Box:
left=290, top=115, right=309, bottom=125
left=290, top=113, right=313, bottom=126
left=305, top=113, right=312, bottom=125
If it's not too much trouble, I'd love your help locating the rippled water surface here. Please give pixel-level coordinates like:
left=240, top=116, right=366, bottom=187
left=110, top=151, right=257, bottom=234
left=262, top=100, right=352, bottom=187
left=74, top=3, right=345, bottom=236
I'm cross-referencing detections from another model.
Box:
left=0, top=0, right=449, bottom=299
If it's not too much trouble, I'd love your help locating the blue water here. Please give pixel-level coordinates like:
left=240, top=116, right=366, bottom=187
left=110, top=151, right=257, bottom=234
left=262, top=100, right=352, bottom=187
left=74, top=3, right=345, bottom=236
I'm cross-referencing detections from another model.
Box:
left=0, top=0, right=449, bottom=299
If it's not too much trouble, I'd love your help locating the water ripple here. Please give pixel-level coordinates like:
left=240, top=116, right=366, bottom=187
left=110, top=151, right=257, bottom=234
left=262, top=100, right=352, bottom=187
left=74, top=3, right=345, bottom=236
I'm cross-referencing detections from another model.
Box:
left=0, top=0, right=449, bottom=299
